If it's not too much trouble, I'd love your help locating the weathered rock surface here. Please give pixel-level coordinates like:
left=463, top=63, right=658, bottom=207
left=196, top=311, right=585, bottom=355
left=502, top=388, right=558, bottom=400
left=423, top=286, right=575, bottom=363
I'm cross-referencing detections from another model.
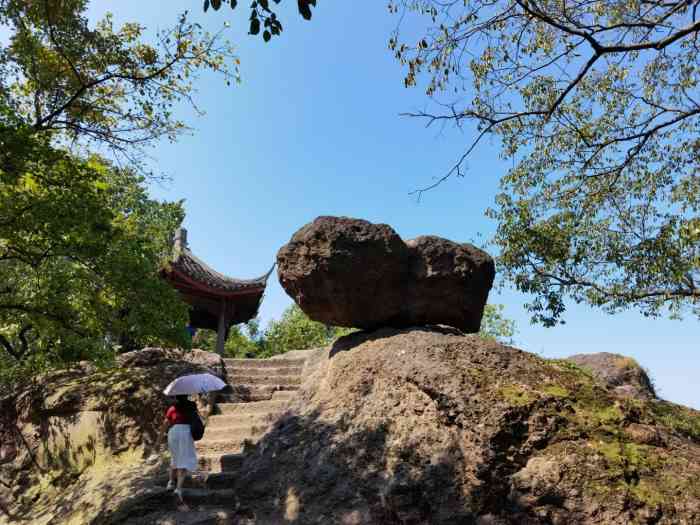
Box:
left=4, top=336, right=698, bottom=525
left=276, top=216, right=495, bottom=331
left=567, top=352, right=656, bottom=399
left=277, top=216, right=409, bottom=330
left=229, top=328, right=699, bottom=524
left=0, top=348, right=223, bottom=525
left=404, top=235, right=495, bottom=332
left=118, top=347, right=226, bottom=379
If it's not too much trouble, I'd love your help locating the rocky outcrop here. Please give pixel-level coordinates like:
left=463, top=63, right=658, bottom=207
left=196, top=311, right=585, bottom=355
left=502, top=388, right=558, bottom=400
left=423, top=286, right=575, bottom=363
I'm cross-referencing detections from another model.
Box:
left=566, top=352, right=656, bottom=399
left=276, top=216, right=495, bottom=332
left=0, top=348, right=223, bottom=525
left=118, top=347, right=225, bottom=378
left=228, top=328, right=700, bottom=524
left=5, top=337, right=698, bottom=525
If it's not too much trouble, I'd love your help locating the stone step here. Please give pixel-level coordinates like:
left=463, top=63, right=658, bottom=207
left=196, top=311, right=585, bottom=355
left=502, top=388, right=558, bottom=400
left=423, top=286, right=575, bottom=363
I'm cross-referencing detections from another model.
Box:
left=229, top=384, right=300, bottom=393
left=226, top=374, right=302, bottom=387
left=204, top=424, right=268, bottom=441
left=218, top=385, right=299, bottom=403
left=198, top=453, right=244, bottom=474
left=116, top=487, right=242, bottom=523
left=131, top=506, right=238, bottom=525
left=197, top=437, right=257, bottom=455
left=216, top=399, right=288, bottom=415
left=156, top=472, right=239, bottom=490
left=272, top=390, right=296, bottom=400
left=207, top=412, right=278, bottom=429
left=226, top=366, right=303, bottom=377
left=170, top=488, right=236, bottom=506
left=223, top=358, right=306, bottom=369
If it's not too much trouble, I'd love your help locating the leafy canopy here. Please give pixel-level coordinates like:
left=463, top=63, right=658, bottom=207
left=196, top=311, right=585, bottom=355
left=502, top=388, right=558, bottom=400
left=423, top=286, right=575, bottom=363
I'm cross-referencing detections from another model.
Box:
left=200, top=0, right=317, bottom=43
left=0, top=122, right=189, bottom=370
left=390, top=0, right=700, bottom=325
left=0, top=0, right=237, bottom=382
left=1, top=0, right=237, bottom=163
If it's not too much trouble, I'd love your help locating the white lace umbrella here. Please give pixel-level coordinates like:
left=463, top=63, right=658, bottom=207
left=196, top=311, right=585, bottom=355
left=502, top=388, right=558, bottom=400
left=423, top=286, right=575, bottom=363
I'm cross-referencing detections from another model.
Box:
left=163, top=373, right=226, bottom=396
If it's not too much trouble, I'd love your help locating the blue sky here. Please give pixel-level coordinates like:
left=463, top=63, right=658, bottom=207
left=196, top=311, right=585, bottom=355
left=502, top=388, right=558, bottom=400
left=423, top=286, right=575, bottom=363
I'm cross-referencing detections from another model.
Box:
left=12, top=2, right=700, bottom=408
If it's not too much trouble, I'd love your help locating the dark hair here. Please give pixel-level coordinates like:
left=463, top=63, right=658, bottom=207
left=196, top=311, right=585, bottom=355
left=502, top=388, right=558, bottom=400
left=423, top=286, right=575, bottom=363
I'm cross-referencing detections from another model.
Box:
left=175, top=394, right=189, bottom=408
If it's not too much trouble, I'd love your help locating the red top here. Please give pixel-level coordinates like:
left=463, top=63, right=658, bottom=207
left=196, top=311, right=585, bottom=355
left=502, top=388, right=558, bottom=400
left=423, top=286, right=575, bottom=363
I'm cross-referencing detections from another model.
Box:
left=166, top=405, right=188, bottom=425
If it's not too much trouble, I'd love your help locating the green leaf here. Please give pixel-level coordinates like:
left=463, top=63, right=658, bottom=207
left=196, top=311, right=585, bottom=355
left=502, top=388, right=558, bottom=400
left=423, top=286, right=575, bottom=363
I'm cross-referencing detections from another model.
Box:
left=249, top=17, right=260, bottom=35
left=298, top=0, right=312, bottom=20
left=203, top=0, right=210, bottom=11
left=211, top=0, right=222, bottom=10
left=263, top=30, right=271, bottom=42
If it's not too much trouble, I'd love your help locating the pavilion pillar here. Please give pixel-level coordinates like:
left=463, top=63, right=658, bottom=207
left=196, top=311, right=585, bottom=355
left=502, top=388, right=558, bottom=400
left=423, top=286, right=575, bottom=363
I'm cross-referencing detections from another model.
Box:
left=216, top=300, right=227, bottom=356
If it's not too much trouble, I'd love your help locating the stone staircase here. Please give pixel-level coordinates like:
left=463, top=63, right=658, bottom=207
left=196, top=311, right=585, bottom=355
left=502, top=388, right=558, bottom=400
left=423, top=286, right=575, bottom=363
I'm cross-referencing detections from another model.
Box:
left=196, top=356, right=306, bottom=474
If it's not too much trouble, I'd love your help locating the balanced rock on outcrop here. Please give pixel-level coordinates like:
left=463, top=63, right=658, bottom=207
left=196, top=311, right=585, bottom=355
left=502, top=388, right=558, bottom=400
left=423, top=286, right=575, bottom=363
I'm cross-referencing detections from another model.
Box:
left=276, top=216, right=495, bottom=331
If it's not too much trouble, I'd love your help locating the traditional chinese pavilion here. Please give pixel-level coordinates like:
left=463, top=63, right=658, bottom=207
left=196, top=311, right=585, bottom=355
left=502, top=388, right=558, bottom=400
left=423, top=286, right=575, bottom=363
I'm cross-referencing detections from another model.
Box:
left=163, top=228, right=273, bottom=355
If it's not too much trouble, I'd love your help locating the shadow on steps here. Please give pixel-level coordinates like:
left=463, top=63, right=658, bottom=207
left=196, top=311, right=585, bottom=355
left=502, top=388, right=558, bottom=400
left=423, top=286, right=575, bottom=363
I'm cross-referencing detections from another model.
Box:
left=97, top=409, right=476, bottom=525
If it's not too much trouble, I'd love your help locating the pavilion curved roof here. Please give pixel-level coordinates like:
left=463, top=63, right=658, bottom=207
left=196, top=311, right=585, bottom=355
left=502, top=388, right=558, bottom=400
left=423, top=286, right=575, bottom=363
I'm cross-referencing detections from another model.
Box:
left=170, top=248, right=273, bottom=295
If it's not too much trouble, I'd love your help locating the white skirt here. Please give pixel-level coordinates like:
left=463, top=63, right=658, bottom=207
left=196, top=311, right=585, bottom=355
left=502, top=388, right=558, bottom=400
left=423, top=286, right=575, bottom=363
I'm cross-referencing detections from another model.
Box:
left=168, top=424, right=197, bottom=471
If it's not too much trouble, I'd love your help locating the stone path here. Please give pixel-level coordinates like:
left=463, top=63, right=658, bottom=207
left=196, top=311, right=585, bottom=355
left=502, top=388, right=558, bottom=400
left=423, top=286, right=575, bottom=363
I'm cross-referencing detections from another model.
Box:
left=120, top=354, right=309, bottom=523
left=196, top=356, right=306, bottom=474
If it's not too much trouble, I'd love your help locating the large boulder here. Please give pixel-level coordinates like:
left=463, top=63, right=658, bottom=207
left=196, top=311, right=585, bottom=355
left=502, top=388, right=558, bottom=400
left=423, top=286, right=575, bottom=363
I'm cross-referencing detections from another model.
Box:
left=231, top=328, right=700, bottom=524
left=566, top=352, right=656, bottom=399
left=404, top=235, right=495, bottom=332
left=276, top=216, right=409, bottom=329
left=276, top=216, right=495, bottom=331
left=117, top=347, right=225, bottom=379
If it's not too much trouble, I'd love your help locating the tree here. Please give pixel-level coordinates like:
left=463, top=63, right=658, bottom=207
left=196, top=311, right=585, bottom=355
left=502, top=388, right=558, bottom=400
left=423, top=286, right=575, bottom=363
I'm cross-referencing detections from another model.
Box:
left=0, top=123, right=189, bottom=370
left=478, top=304, right=517, bottom=344
left=200, top=0, right=317, bottom=42
left=1, top=0, right=237, bottom=163
left=390, top=0, right=700, bottom=325
left=193, top=321, right=263, bottom=357
left=225, top=325, right=264, bottom=357
left=0, top=0, right=237, bottom=377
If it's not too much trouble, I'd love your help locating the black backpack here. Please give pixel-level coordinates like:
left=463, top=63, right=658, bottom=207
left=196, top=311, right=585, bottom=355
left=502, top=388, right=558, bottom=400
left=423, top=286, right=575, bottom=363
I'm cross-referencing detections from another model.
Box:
left=186, top=403, right=205, bottom=441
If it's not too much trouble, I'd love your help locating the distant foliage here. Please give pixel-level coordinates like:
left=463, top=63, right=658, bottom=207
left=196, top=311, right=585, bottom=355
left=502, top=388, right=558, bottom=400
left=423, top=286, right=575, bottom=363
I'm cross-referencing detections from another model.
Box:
left=195, top=304, right=515, bottom=357
left=193, top=322, right=263, bottom=357
left=193, top=305, right=353, bottom=358
left=263, top=305, right=353, bottom=357
left=478, top=304, right=517, bottom=344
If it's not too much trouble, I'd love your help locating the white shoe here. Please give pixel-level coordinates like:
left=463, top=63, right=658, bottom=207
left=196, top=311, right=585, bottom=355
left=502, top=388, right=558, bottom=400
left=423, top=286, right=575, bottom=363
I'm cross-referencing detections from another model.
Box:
left=166, top=480, right=175, bottom=491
